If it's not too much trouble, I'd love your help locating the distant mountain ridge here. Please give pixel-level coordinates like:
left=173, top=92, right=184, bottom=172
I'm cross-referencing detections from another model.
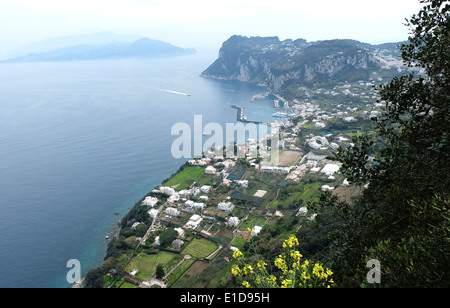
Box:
left=201, top=35, right=409, bottom=98
left=4, top=36, right=196, bottom=62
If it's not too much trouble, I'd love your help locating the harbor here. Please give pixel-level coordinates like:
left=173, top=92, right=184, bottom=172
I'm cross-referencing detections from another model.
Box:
left=231, top=105, right=264, bottom=124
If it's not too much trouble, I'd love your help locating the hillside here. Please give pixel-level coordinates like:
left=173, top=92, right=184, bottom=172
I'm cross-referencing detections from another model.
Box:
left=3, top=37, right=196, bottom=62
left=201, top=35, right=408, bottom=98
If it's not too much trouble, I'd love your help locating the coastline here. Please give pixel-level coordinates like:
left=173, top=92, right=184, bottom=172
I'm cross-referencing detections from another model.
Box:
left=79, top=114, right=286, bottom=288
left=78, top=70, right=296, bottom=288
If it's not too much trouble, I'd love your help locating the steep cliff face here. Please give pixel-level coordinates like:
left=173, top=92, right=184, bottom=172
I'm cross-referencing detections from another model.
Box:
left=202, top=35, right=285, bottom=83
left=201, top=35, right=390, bottom=96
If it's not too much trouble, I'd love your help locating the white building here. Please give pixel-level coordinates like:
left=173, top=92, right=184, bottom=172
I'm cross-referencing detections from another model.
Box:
left=165, top=207, right=180, bottom=216
left=130, top=269, right=139, bottom=276
left=228, top=217, right=240, bottom=227
left=321, top=164, right=340, bottom=176
left=142, top=196, right=158, bottom=207
left=337, top=136, right=350, bottom=143
left=186, top=214, right=203, bottom=228
left=260, top=166, right=291, bottom=174
left=330, top=142, right=340, bottom=150
left=198, top=195, right=209, bottom=202
left=200, top=185, right=212, bottom=194
left=167, top=193, right=180, bottom=204
left=172, top=239, right=184, bottom=249
left=191, top=202, right=206, bottom=210
left=178, top=190, right=192, bottom=199
left=190, top=187, right=201, bottom=197
left=297, top=207, right=308, bottom=217
left=160, top=186, right=175, bottom=196
left=174, top=227, right=185, bottom=238
left=148, top=208, right=160, bottom=219
left=236, top=180, right=249, bottom=188
left=343, top=116, right=357, bottom=122
left=218, top=201, right=235, bottom=212
left=315, top=122, right=326, bottom=128
left=252, top=226, right=263, bottom=236
left=321, top=185, right=335, bottom=191
left=205, top=166, right=217, bottom=175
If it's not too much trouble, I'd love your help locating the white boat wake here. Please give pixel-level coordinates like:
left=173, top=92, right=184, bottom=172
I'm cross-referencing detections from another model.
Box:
left=68, top=77, right=191, bottom=97
left=152, top=87, right=191, bottom=96
left=155, top=89, right=191, bottom=96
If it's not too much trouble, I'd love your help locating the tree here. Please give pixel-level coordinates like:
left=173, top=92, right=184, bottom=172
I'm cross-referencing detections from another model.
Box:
left=158, top=228, right=178, bottom=247
left=84, top=268, right=105, bottom=288
left=324, top=0, right=450, bottom=287
left=156, top=264, right=165, bottom=280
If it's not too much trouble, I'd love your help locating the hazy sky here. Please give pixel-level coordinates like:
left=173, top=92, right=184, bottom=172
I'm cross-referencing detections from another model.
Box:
left=0, top=0, right=425, bottom=56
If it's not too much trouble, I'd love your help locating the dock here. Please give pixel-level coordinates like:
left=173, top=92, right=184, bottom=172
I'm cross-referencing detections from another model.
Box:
left=231, top=105, right=263, bottom=124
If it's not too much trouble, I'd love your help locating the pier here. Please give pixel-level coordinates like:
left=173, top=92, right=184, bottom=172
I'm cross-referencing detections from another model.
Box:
left=231, top=105, right=263, bottom=124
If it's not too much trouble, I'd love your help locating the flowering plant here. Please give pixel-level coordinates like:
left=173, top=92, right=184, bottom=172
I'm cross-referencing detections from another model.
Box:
left=231, top=235, right=335, bottom=288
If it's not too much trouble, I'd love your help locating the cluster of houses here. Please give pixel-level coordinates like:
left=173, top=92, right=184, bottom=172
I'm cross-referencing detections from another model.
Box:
left=139, top=106, right=356, bottom=249
left=142, top=156, right=243, bottom=234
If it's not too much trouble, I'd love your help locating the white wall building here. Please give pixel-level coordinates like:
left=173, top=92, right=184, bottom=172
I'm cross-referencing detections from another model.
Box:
left=160, top=186, right=175, bottom=196
left=186, top=214, right=203, bottom=229
left=260, top=166, right=291, bottom=174
left=142, top=196, right=158, bottom=207
left=148, top=208, right=160, bottom=219
left=165, top=207, right=180, bottom=216
left=218, top=201, right=235, bottom=212
left=321, top=164, right=340, bottom=176
left=200, top=185, right=212, bottom=193
left=205, top=166, right=217, bottom=175
left=228, top=216, right=240, bottom=227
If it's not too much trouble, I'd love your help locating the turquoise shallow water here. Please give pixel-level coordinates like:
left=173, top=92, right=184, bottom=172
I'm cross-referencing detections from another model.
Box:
left=0, top=53, right=277, bottom=287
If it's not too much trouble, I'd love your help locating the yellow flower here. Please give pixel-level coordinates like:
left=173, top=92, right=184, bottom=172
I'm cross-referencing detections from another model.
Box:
left=266, top=275, right=277, bottom=287
left=243, top=265, right=254, bottom=276
left=242, top=281, right=251, bottom=288
left=301, top=259, right=310, bottom=270
left=312, top=263, right=324, bottom=277
left=281, top=279, right=293, bottom=288
left=255, top=277, right=262, bottom=285
left=283, top=235, right=300, bottom=249
left=257, top=260, right=268, bottom=270
left=231, top=264, right=242, bottom=277
left=301, top=271, right=311, bottom=281
left=232, top=250, right=243, bottom=259
left=274, top=255, right=288, bottom=274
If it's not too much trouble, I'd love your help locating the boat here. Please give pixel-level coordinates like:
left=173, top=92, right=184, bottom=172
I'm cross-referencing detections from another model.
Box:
left=272, top=111, right=296, bottom=118
left=272, top=112, right=288, bottom=118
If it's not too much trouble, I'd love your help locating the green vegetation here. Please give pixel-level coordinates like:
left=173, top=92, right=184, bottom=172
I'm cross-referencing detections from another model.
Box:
left=181, top=238, right=219, bottom=259
left=82, top=0, right=448, bottom=289
left=166, top=258, right=196, bottom=287
left=314, top=0, right=450, bottom=288
left=240, top=216, right=266, bottom=231
left=164, top=166, right=206, bottom=190
left=126, top=252, right=179, bottom=281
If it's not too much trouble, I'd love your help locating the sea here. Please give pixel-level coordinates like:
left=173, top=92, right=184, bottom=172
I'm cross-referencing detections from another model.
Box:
left=0, top=52, right=279, bottom=288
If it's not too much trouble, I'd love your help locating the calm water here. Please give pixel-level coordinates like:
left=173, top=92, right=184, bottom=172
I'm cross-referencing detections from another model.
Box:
left=0, top=53, right=277, bottom=288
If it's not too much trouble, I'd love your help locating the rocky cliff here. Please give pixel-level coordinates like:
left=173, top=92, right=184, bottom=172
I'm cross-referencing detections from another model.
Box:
left=201, top=35, right=403, bottom=98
